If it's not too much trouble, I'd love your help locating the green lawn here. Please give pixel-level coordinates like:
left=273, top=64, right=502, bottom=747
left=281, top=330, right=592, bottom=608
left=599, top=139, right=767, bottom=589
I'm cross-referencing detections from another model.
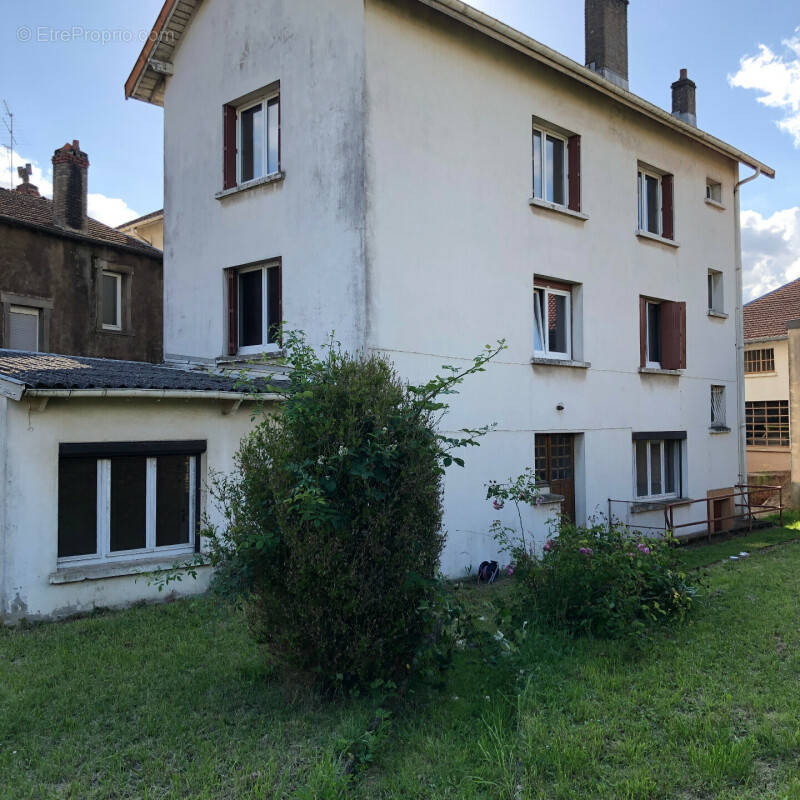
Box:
left=3, top=535, right=800, bottom=798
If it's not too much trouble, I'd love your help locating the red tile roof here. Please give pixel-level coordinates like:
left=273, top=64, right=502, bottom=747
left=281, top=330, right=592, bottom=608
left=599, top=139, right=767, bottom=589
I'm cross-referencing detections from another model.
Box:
left=744, top=277, right=800, bottom=340
left=0, top=188, right=161, bottom=256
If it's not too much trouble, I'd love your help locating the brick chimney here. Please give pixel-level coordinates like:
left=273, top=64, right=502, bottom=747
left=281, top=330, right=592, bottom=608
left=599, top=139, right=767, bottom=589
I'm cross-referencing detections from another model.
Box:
left=585, top=0, right=629, bottom=91
left=15, top=163, right=39, bottom=197
left=52, top=140, right=89, bottom=232
left=671, top=68, right=697, bottom=127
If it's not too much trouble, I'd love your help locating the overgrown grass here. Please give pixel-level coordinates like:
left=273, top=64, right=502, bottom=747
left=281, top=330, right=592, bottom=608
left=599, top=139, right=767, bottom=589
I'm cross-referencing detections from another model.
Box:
left=674, top=525, right=800, bottom=570
left=3, top=538, right=800, bottom=798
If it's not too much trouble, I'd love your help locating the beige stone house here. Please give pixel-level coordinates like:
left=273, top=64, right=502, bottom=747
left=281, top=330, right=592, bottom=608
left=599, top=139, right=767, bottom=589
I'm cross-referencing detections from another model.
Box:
left=117, top=209, right=164, bottom=250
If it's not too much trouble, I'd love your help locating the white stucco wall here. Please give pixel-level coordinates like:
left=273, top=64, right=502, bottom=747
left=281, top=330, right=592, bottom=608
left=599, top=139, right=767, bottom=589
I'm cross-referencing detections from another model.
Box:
left=362, top=0, right=742, bottom=570
left=1, top=396, right=262, bottom=622
left=162, top=0, right=367, bottom=360
left=745, top=338, right=788, bottom=402
left=158, top=0, right=749, bottom=575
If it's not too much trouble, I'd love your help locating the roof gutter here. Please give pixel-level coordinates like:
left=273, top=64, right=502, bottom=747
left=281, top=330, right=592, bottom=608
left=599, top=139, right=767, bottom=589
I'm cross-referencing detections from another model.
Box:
left=22, top=388, right=282, bottom=402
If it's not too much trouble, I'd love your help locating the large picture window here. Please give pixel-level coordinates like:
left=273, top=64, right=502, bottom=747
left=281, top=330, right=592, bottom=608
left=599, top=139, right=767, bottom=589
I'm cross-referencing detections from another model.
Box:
left=57, top=442, right=204, bottom=564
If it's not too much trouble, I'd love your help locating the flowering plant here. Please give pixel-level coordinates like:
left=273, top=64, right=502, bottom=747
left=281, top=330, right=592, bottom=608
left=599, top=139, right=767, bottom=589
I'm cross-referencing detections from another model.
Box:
left=486, top=467, right=543, bottom=562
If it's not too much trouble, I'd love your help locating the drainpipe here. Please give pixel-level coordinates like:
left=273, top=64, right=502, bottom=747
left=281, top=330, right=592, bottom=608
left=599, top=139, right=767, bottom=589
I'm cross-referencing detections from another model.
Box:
left=734, top=165, right=764, bottom=486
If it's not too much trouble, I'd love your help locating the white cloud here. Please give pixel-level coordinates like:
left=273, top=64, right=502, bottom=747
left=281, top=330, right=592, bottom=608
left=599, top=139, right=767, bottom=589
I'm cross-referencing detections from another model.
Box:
left=0, top=145, right=139, bottom=227
left=729, top=32, right=800, bottom=146
left=742, top=206, right=800, bottom=301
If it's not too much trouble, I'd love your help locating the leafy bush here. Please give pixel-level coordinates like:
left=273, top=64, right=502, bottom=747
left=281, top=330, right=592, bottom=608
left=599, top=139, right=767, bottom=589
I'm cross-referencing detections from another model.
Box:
left=508, top=522, right=696, bottom=639
left=205, top=332, right=503, bottom=691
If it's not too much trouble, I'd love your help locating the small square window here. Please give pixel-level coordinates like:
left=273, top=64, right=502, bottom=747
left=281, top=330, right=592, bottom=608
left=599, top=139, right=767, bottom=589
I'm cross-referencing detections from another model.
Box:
left=534, top=283, right=571, bottom=359
left=708, top=269, right=724, bottom=313
left=711, top=385, right=726, bottom=428
left=706, top=180, right=722, bottom=204
left=101, top=271, right=122, bottom=330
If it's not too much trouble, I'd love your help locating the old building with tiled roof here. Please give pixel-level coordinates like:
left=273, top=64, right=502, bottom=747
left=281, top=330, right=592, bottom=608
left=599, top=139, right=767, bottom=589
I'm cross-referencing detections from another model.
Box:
left=0, top=141, right=163, bottom=362
left=742, top=279, right=800, bottom=476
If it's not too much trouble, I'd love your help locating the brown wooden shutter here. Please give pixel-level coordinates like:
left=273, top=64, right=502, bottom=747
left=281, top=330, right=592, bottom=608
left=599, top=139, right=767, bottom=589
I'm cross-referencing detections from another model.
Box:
left=661, top=174, right=674, bottom=239
left=267, top=260, right=282, bottom=345
left=639, top=297, right=647, bottom=368
left=223, top=104, right=237, bottom=189
left=225, top=269, right=238, bottom=355
left=567, top=135, right=581, bottom=212
left=660, top=300, right=686, bottom=369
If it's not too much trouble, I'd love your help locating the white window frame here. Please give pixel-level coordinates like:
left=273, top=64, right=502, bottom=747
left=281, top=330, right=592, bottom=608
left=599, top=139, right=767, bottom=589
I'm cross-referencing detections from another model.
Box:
left=634, top=439, right=681, bottom=501
left=706, top=179, right=722, bottom=204
left=708, top=269, right=724, bottom=313
left=236, top=263, right=280, bottom=357
left=534, top=285, right=571, bottom=359
left=236, top=91, right=280, bottom=186
left=8, top=305, right=40, bottom=351
left=58, top=455, right=198, bottom=566
left=645, top=300, right=661, bottom=369
left=101, top=271, right=122, bottom=331
left=532, top=125, right=569, bottom=207
left=638, top=168, right=662, bottom=236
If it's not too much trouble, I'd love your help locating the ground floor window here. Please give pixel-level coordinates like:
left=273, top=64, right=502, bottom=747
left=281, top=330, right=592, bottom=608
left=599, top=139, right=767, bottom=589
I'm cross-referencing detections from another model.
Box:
left=57, top=442, right=204, bottom=563
left=633, top=435, right=683, bottom=500
left=745, top=400, right=789, bottom=446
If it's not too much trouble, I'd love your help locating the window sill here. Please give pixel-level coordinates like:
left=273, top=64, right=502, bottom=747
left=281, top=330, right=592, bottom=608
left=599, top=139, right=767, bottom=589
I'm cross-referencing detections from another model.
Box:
left=50, top=555, right=208, bottom=585
left=531, top=356, right=591, bottom=369
left=215, top=171, right=285, bottom=200
left=744, top=371, right=777, bottom=378
left=705, top=198, right=726, bottom=211
left=97, top=328, right=135, bottom=337
left=638, top=366, right=682, bottom=376
left=635, top=230, right=679, bottom=248
left=536, top=492, right=565, bottom=506
left=710, top=426, right=731, bottom=434
left=707, top=310, right=728, bottom=320
left=630, top=497, right=691, bottom=514
left=528, top=197, right=588, bottom=221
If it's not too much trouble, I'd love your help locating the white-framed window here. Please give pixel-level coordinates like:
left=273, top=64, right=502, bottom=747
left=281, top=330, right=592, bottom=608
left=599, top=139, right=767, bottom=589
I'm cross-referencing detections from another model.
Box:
left=8, top=305, right=40, bottom=351
left=101, top=271, right=122, bottom=331
left=534, top=284, right=571, bottom=359
left=238, top=93, right=280, bottom=184
left=638, top=168, right=662, bottom=235
left=711, top=385, right=726, bottom=428
left=708, top=269, right=723, bottom=313
left=645, top=300, right=661, bottom=367
left=706, top=179, right=722, bottom=204
left=634, top=438, right=682, bottom=500
left=57, top=447, right=201, bottom=565
left=234, top=261, right=281, bottom=356
left=532, top=126, right=568, bottom=207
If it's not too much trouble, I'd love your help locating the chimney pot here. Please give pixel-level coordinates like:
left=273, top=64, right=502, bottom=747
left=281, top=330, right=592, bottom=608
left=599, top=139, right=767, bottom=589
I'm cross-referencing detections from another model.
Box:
left=51, top=139, right=89, bottom=232
left=671, top=69, right=697, bottom=127
left=585, top=0, right=630, bottom=91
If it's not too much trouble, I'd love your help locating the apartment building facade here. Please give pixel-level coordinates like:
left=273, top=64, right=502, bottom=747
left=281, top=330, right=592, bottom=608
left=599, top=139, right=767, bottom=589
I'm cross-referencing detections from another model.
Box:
left=127, top=0, right=772, bottom=573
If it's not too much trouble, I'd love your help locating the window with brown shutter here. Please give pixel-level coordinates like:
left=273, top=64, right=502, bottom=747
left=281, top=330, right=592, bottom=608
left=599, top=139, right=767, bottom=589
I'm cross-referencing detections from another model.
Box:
left=225, top=259, right=282, bottom=356
left=639, top=297, right=686, bottom=370
left=225, top=268, right=238, bottom=355
left=223, top=104, right=237, bottom=190
left=637, top=164, right=674, bottom=239
left=567, top=135, right=581, bottom=212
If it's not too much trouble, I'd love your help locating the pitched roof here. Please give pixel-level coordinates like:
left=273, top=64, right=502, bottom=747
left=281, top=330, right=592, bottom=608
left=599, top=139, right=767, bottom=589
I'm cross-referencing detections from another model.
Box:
left=117, top=208, right=164, bottom=230
left=0, top=188, right=162, bottom=257
left=124, top=0, right=774, bottom=179
left=0, top=350, right=284, bottom=394
left=744, top=278, right=800, bottom=341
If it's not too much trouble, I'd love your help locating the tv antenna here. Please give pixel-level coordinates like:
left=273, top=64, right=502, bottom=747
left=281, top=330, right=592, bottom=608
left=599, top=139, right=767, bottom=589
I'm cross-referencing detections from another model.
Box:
left=2, top=100, right=16, bottom=189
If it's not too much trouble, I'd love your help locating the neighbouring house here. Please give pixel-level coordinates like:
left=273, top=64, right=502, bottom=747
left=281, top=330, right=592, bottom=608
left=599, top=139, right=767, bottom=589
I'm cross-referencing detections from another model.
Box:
left=117, top=209, right=164, bottom=250
left=123, top=0, right=775, bottom=574
left=0, top=351, right=280, bottom=622
left=0, top=142, right=163, bottom=363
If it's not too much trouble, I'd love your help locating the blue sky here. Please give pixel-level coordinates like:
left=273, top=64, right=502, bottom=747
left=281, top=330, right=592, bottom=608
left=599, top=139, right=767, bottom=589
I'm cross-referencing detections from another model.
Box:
left=2, top=0, right=799, bottom=299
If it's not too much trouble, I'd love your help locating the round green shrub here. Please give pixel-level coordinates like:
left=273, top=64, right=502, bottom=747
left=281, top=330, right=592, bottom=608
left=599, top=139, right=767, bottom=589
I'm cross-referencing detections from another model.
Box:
left=206, top=333, right=501, bottom=690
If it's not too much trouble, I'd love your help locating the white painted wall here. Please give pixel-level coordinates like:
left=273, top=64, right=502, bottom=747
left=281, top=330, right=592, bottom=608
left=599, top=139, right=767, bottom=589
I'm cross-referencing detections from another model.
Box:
left=1, top=396, right=262, bottom=622
left=362, top=0, right=742, bottom=569
left=745, top=339, right=788, bottom=402
left=163, top=0, right=367, bottom=360
left=159, top=0, right=747, bottom=574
